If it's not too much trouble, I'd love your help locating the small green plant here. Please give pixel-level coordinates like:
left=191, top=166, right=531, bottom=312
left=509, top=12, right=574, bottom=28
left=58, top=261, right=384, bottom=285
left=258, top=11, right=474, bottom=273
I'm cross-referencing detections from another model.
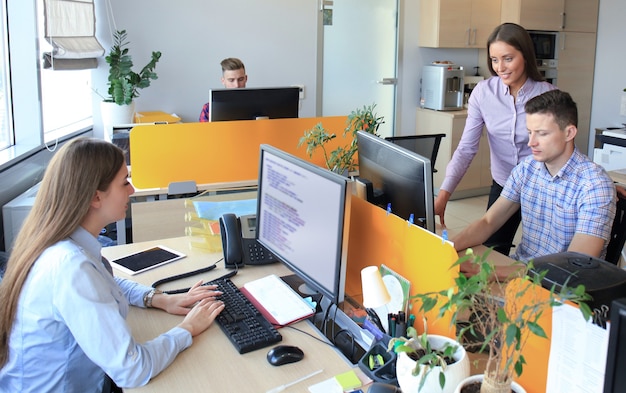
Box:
left=298, top=104, right=384, bottom=174
left=389, top=320, right=458, bottom=391
left=411, top=248, right=593, bottom=393
left=103, top=30, right=161, bottom=105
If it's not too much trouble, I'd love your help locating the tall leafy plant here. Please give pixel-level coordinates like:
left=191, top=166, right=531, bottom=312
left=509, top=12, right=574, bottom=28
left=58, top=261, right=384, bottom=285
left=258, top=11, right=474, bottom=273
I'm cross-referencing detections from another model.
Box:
left=298, top=104, right=384, bottom=174
left=104, top=30, right=161, bottom=105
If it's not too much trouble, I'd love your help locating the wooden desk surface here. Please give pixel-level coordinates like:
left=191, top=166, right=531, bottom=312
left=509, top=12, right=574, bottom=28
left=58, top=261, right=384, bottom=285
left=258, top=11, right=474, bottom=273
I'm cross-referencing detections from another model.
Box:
left=102, top=237, right=358, bottom=393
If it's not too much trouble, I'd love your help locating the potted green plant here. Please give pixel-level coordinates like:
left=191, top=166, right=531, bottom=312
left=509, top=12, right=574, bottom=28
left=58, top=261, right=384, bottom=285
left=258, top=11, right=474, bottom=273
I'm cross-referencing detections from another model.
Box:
left=298, top=103, right=384, bottom=174
left=389, top=320, right=470, bottom=393
left=100, top=29, right=161, bottom=126
left=411, top=248, right=593, bottom=393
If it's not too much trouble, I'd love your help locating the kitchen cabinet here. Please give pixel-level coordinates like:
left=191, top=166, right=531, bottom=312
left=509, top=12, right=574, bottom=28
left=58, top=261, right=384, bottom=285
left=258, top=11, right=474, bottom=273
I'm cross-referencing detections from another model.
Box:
left=501, top=0, right=598, bottom=32
left=556, top=32, right=597, bottom=156
left=419, top=0, right=501, bottom=48
left=415, top=108, right=491, bottom=199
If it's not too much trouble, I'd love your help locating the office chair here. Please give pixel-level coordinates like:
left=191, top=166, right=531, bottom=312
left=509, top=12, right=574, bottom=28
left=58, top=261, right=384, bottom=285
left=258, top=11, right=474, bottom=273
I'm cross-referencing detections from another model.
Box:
left=605, top=196, right=626, bottom=265
left=384, top=134, right=446, bottom=172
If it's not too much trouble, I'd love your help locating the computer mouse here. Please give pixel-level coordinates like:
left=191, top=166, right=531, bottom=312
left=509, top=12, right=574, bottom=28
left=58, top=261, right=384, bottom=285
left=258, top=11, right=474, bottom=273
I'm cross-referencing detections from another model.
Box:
left=266, top=345, right=304, bottom=366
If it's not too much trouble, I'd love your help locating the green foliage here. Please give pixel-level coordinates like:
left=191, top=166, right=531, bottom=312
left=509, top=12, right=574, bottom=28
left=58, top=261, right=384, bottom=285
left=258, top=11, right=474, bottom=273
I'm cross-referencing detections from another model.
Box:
left=411, top=248, right=593, bottom=387
left=298, top=104, right=384, bottom=174
left=105, top=30, right=161, bottom=105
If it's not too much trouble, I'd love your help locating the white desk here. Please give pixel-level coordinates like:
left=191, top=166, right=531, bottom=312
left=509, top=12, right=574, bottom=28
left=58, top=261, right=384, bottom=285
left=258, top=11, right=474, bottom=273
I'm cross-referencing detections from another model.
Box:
left=102, top=236, right=361, bottom=393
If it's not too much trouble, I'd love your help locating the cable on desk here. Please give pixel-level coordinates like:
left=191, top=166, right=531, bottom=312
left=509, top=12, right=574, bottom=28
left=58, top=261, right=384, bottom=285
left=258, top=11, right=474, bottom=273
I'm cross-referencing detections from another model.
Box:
left=152, top=258, right=230, bottom=294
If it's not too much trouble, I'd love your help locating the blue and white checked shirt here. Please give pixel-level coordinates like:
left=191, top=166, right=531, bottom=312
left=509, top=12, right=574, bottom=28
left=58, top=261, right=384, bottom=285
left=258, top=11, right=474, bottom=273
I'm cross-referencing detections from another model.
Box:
left=502, top=148, right=616, bottom=261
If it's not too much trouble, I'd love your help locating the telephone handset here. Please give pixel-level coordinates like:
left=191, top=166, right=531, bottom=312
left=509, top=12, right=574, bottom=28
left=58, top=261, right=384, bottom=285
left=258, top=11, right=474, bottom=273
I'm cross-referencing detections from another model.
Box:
left=219, top=213, right=277, bottom=269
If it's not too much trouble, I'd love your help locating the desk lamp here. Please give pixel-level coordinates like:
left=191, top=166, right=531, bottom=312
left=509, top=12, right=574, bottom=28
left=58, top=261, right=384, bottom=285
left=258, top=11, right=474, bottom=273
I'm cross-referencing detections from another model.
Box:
left=361, top=266, right=391, bottom=333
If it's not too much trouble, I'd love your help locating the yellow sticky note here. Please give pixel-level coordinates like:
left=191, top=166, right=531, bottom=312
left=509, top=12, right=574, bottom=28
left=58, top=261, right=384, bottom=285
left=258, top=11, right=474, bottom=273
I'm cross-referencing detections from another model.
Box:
left=334, top=370, right=361, bottom=390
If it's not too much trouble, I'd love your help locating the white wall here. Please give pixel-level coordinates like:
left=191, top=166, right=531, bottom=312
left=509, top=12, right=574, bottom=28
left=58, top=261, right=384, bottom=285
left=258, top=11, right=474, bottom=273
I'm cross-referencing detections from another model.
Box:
left=590, top=0, right=626, bottom=137
left=92, top=0, right=319, bottom=137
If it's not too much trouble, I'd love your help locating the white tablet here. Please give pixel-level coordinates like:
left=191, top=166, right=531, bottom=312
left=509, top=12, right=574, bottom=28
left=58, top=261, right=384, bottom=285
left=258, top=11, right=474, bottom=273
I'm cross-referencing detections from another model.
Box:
left=109, top=245, right=186, bottom=275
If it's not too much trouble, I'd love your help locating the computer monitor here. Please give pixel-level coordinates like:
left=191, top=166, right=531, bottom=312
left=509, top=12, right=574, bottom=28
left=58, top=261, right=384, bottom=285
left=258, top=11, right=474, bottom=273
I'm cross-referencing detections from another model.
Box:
left=356, top=130, right=436, bottom=232
left=209, top=86, right=299, bottom=122
left=604, top=298, right=626, bottom=391
left=256, top=144, right=351, bottom=305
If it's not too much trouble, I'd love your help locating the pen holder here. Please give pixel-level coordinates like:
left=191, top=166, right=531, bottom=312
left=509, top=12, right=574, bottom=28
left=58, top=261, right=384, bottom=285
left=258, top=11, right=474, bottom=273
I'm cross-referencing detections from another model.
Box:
left=357, top=341, right=398, bottom=386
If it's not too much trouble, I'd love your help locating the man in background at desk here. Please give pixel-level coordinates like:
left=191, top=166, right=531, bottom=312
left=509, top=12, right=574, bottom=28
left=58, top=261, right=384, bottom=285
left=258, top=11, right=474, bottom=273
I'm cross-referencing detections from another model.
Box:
left=452, top=90, right=616, bottom=275
left=199, top=57, right=247, bottom=122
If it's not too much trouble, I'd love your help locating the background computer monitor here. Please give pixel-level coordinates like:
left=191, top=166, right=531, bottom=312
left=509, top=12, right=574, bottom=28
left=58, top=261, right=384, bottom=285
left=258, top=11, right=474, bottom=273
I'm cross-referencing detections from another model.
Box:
left=604, top=298, right=626, bottom=391
left=209, top=86, right=299, bottom=122
left=256, top=144, right=351, bottom=305
left=356, top=130, right=436, bottom=232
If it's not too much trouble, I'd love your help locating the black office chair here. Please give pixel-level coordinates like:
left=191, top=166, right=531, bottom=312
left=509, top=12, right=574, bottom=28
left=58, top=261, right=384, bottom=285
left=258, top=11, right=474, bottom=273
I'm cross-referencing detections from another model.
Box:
left=384, top=134, right=446, bottom=172
left=605, top=196, right=626, bottom=265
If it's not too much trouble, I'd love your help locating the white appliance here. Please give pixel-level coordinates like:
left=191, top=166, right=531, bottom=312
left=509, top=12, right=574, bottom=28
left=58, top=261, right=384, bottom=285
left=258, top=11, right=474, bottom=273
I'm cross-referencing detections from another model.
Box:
left=593, top=128, right=626, bottom=171
left=3, top=182, right=40, bottom=251
left=420, top=64, right=464, bottom=111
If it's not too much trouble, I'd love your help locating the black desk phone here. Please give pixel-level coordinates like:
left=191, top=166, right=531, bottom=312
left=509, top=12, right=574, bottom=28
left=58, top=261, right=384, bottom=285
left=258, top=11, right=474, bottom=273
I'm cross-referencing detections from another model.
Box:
left=219, top=213, right=277, bottom=268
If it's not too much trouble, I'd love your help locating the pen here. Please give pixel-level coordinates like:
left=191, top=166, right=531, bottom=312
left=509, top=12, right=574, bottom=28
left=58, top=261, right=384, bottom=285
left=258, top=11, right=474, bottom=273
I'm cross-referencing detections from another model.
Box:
left=442, top=229, right=448, bottom=244
left=407, top=314, right=415, bottom=328
left=408, top=213, right=414, bottom=226
left=386, top=203, right=392, bottom=215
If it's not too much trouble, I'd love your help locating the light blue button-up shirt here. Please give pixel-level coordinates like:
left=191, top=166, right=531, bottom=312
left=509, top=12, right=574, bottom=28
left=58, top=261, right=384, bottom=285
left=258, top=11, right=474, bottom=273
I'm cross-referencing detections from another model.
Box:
left=0, top=227, right=192, bottom=392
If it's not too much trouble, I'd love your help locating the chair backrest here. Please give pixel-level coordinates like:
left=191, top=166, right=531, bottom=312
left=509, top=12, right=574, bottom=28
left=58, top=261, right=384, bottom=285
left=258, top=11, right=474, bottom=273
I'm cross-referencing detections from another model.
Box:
left=384, top=134, right=446, bottom=172
left=606, top=196, right=626, bottom=265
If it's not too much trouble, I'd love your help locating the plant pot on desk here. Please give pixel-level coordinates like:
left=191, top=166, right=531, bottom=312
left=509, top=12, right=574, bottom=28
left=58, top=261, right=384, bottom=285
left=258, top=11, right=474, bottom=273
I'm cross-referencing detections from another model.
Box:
left=396, top=334, right=470, bottom=393
left=454, top=374, right=527, bottom=393
left=101, top=101, right=135, bottom=132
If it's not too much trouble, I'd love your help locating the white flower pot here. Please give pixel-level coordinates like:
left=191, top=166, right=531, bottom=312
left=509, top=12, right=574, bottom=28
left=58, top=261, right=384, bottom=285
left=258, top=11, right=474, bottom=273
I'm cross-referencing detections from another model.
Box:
left=100, top=100, right=135, bottom=127
left=396, top=334, right=470, bottom=393
left=453, top=374, right=527, bottom=393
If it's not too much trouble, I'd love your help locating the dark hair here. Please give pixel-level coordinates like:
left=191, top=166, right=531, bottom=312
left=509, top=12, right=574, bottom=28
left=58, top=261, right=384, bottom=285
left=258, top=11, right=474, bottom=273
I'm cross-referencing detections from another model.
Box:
left=486, top=23, right=543, bottom=81
left=220, top=57, right=245, bottom=73
left=525, top=90, right=578, bottom=129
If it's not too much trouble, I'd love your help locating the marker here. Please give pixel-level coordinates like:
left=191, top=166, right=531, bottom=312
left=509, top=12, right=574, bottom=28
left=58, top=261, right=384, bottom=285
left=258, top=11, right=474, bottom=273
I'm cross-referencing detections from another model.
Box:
left=408, top=213, right=414, bottom=226
left=407, top=314, right=415, bottom=328
left=386, top=203, right=392, bottom=216
left=442, top=229, right=448, bottom=244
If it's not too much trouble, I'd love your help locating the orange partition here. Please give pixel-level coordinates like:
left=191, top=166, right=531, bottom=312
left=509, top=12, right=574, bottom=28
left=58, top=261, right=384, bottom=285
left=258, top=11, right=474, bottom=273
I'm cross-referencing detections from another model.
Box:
left=129, top=116, right=350, bottom=189
left=345, top=197, right=460, bottom=337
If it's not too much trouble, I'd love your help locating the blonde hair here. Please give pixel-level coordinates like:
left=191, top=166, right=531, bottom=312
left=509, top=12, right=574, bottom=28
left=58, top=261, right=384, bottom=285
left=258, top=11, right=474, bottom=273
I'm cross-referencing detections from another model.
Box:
left=0, top=138, right=124, bottom=367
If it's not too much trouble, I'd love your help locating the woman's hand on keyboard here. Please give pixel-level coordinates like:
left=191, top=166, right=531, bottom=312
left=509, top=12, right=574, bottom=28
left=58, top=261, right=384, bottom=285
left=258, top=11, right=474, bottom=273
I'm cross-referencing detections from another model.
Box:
left=178, top=298, right=225, bottom=336
left=153, top=280, right=222, bottom=315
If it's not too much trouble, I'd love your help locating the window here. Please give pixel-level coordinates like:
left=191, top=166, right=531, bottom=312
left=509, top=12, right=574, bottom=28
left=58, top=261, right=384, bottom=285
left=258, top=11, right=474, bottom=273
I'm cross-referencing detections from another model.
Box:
left=0, top=0, right=12, bottom=151
left=37, top=0, right=93, bottom=143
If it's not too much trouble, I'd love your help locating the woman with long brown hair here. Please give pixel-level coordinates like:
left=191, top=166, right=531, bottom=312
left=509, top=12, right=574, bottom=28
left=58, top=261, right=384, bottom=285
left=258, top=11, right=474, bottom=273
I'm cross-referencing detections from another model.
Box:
left=0, top=138, right=224, bottom=392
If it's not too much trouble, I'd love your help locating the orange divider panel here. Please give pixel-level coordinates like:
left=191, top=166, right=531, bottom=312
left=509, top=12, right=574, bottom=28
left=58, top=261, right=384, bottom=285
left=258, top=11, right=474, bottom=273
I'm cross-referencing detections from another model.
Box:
left=129, top=116, right=350, bottom=189
left=345, top=197, right=460, bottom=337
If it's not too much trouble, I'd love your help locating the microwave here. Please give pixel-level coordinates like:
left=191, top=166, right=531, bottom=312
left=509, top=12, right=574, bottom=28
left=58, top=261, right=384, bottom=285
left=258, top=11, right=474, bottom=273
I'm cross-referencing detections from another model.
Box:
left=528, top=31, right=559, bottom=68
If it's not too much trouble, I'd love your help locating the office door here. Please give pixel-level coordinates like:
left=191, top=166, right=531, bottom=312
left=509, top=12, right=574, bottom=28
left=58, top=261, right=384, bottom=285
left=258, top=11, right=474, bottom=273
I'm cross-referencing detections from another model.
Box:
left=320, top=0, right=398, bottom=138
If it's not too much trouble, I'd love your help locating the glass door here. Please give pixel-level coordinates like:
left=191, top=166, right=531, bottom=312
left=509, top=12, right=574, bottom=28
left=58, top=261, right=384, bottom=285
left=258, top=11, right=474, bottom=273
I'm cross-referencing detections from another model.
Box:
left=320, top=0, right=398, bottom=138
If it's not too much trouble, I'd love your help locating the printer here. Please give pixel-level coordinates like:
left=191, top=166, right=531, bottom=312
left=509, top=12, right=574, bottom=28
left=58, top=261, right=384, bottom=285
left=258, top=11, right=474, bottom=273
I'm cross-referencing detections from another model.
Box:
left=531, top=252, right=626, bottom=313
left=593, top=128, right=626, bottom=171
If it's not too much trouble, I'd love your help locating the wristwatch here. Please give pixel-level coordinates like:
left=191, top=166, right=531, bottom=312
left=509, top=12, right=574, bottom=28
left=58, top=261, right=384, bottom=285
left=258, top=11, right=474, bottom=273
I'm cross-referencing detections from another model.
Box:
left=143, top=289, right=163, bottom=308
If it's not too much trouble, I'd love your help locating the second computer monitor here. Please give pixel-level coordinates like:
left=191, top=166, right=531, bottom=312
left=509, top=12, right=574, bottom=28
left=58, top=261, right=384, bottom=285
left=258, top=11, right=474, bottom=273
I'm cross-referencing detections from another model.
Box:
left=356, top=131, right=436, bottom=232
left=209, top=86, right=299, bottom=122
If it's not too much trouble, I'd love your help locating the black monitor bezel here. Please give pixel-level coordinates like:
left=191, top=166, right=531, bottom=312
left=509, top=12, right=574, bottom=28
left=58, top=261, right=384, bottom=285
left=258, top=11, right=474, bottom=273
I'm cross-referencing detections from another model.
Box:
left=255, top=144, right=351, bottom=305
left=356, top=131, right=436, bottom=232
left=209, top=86, right=299, bottom=122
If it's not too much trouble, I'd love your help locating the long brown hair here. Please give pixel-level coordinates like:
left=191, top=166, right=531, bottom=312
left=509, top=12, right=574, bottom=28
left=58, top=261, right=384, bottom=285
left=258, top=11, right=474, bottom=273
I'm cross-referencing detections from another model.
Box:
left=486, top=22, right=544, bottom=82
left=0, top=138, right=124, bottom=367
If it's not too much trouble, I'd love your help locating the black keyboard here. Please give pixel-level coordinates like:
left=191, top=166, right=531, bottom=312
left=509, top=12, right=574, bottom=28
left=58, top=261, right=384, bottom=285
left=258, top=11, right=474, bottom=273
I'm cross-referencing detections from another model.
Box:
left=208, top=277, right=282, bottom=354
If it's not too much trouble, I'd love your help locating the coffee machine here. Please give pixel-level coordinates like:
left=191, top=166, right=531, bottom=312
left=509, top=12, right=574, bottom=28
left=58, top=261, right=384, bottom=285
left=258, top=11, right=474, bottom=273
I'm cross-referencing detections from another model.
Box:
left=420, top=64, right=464, bottom=111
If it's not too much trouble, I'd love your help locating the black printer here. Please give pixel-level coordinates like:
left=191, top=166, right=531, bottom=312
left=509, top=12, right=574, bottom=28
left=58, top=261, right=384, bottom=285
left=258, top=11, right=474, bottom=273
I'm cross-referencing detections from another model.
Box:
left=531, top=251, right=626, bottom=312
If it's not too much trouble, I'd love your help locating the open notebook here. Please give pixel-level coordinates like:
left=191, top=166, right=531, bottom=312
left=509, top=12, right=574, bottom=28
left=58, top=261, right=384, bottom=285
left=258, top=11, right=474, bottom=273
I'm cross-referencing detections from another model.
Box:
left=240, top=274, right=316, bottom=326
